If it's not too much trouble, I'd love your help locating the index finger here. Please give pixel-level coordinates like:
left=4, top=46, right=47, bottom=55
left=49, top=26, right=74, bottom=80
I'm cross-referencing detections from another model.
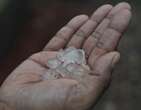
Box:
left=43, top=15, right=88, bottom=51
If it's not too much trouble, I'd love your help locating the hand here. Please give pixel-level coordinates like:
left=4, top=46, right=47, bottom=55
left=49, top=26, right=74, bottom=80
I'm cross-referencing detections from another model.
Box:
left=0, top=2, right=131, bottom=110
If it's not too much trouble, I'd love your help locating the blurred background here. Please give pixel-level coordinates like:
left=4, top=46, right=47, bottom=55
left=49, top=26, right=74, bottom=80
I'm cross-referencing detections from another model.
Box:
left=0, top=0, right=140, bottom=110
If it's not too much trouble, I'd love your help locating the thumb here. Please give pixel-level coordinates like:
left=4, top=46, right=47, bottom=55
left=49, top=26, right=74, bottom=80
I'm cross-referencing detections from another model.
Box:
left=93, top=51, right=120, bottom=81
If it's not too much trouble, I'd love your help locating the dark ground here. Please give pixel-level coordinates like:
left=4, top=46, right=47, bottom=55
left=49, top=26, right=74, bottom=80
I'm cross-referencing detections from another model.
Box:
left=0, top=0, right=141, bottom=110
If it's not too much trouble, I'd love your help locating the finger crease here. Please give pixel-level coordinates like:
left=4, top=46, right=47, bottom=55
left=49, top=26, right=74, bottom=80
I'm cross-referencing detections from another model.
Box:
left=28, top=57, right=48, bottom=69
left=91, top=31, right=102, bottom=40
left=55, top=33, right=68, bottom=41
left=75, top=29, right=86, bottom=38
left=109, top=25, right=121, bottom=34
left=67, top=24, right=76, bottom=31
left=89, top=18, right=99, bottom=25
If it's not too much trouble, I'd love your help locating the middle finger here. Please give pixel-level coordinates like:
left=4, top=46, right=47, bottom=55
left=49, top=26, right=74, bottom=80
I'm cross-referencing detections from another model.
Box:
left=67, top=4, right=113, bottom=48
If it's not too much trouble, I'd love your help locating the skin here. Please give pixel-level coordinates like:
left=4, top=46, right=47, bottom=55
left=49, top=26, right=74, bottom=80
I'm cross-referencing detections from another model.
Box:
left=0, top=2, right=132, bottom=110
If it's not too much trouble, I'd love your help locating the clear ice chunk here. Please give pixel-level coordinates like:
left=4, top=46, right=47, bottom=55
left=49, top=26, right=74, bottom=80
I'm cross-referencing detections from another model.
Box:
left=43, top=47, right=90, bottom=80
left=57, top=47, right=86, bottom=67
left=47, top=59, right=62, bottom=69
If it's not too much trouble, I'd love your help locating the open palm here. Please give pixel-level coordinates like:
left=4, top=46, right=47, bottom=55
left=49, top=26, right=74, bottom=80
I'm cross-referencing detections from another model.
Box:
left=0, top=2, right=131, bottom=110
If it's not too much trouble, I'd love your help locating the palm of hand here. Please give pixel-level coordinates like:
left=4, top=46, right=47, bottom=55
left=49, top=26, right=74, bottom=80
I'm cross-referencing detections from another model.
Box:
left=0, top=2, right=131, bottom=110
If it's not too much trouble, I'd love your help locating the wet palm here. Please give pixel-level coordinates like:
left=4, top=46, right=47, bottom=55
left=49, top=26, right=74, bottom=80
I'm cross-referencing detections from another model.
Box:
left=0, top=2, right=131, bottom=110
